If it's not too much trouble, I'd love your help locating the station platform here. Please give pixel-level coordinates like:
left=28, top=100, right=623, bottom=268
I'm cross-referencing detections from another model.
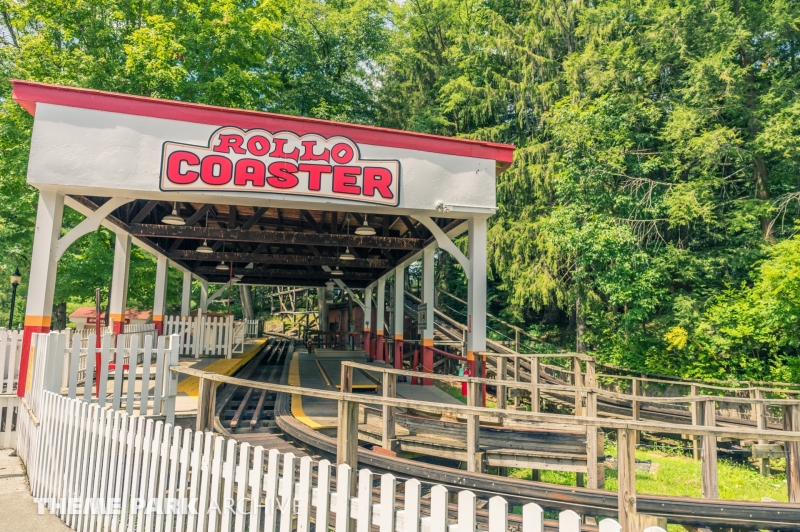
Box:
left=288, top=349, right=463, bottom=430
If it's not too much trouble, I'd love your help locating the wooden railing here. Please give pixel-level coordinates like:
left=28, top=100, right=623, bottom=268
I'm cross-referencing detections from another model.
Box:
left=179, top=361, right=800, bottom=531
left=27, top=390, right=652, bottom=532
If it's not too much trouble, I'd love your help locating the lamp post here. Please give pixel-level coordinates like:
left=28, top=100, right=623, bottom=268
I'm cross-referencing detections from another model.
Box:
left=8, top=268, right=21, bottom=330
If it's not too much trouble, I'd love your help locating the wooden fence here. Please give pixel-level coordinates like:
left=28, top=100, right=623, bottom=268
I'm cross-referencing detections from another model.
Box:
left=26, top=389, right=659, bottom=532
left=164, top=315, right=234, bottom=358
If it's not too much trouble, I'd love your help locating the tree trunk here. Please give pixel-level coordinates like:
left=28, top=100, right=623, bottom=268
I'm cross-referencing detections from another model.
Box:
left=51, top=302, right=67, bottom=331
left=755, top=156, right=773, bottom=240
left=239, top=285, right=254, bottom=320
left=576, top=296, right=586, bottom=353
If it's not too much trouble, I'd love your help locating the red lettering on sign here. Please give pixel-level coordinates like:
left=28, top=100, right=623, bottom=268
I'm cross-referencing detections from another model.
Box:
left=267, top=161, right=300, bottom=189
left=201, top=155, right=233, bottom=185
left=246, top=135, right=270, bottom=156
left=299, top=164, right=332, bottom=191
left=332, top=166, right=361, bottom=195
left=234, top=159, right=266, bottom=186
left=362, top=167, right=394, bottom=199
left=166, top=151, right=200, bottom=184
left=300, top=140, right=330, bottom=162
left=331, top=143, right=355, bottom=164
left=213, top=134, right=246, bottom=154
left=269, top=138, right=300, bottom=161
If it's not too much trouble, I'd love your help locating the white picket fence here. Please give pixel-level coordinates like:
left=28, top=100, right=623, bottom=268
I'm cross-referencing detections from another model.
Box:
left=62, top=332, right=174, bottom=391
left=0, top=329, right=21, bottom=394
left=0, top=394, right=18, bottom=449
left=164, top=315, right=234, bottom=358
left=26, top=391, right=664, bottom=532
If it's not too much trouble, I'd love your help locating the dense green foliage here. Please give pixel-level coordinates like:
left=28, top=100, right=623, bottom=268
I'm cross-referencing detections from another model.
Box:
left=382, top=0, right=800, bottom=381
left=1, top=0, right=799, bottom=381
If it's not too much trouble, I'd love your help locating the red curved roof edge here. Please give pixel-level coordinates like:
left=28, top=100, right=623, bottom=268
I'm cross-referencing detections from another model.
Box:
left=11, top=79, right=515, bottom=164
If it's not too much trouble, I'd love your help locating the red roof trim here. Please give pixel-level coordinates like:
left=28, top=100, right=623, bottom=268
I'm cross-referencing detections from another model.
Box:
left=11, top=79, right=515, bottom=163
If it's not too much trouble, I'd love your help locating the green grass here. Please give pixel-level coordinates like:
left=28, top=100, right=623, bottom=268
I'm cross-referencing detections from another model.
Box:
left=436, top=382, right=789, bottom=507
left=509, top=445, right=788, bottom=503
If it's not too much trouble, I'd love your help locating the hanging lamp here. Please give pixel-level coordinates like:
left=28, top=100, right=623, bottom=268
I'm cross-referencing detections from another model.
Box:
left=162, top=202, right=185, bottom=225
left=197, top=211, right=213, bottom=252
left=355, top=214, right=376, bottom=236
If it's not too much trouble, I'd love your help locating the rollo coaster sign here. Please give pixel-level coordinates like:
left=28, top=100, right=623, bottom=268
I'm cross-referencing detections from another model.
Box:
left=160, top=127, right=400, bottom=206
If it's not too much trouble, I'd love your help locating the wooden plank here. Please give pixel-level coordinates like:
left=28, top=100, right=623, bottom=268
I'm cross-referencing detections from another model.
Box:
left=379, top=473, right=397, bottom=532
left=229, top=387, right=254, bottom=429
left=531, top=357, right=540, bottom=413
left=467, top=381, right=482, bottom=473
left=129, top=223, right=425, bottom=249
left=701, top=399, right=719, bottom=499
left=140, top=336, right=153, bottom=415
left=195, top=434, right=215, bottom=532
left=336, top=463, right=354, bottom=532
left=457, top=489, right=476, bottom=532
left=242, top=206, right=269, bottom=230
left=315, top=459, right=332, bottom=532
left=296, top=455, right=313, bottom=532
left=173, top=428, right=193, bottom=532
left=691, top=384, right=700, bottom=460
left=170, top=250, right=390, bottom=269
left=381, top=372, right=396, bottom=451
left=131, top=200, right=160, bottom=224
left=617, top=428, right=636, bottom=532
left=756, top=388, right=769, bottom=475
left=234, top=441, right=251, bottom=532
left=357, top=468, right=374, bottom=532
left=785, top=404, right=800, bottom=503
left=497, top=357, right=507, bottom=410
left=404, top=478, right=421, bottom=532
left=173, top=364, right=800, bottom=441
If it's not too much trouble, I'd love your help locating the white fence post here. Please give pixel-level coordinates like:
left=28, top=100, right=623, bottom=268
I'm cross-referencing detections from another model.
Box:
left=18, top=385, right=653, bottom=532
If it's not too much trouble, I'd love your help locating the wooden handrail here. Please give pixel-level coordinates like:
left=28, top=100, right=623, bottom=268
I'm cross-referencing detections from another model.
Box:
left=172, top=364, right=800, bottom=441
left=342, top=361, right=800, bottom=407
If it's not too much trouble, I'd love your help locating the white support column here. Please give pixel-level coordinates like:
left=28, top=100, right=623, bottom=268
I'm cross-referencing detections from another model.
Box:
left=108, top=232, right=132, bottom=335
left=19, top=190, right=64, bottom=397
left=153, top=255, right=169, bottom=335
left=421, top=246, right=436, bottom=384
left=181, top=271, right=192, bottom=316
left=376, top=277, right=386, bottom=362
left=393, top=266, right=405, bottom=370
left=200, top=279, right=209, bottom=313
left=467, top=217, right=488, bottom=403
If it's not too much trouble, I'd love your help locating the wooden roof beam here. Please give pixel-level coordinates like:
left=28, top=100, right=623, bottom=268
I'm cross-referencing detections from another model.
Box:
left=129, top=224, right=424, bottom=250
left=170, top=250, right=390, bottom=268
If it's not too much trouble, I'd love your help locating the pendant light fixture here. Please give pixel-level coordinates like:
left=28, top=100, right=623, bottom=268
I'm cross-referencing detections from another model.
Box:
left=355, top=214, right=376, bottom=236
left=339, top=216, right=356, bottom=260
left=216, top=242, right=228, bottom=270
left=162, top=202, right=185, bottom=225
left=331, top=266, right=344, bottom=277
left=197, top=211, right=213, bottom=253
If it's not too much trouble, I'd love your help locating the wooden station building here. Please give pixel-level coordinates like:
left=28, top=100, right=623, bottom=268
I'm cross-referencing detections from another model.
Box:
left=10, top=79, right=515, bottom=396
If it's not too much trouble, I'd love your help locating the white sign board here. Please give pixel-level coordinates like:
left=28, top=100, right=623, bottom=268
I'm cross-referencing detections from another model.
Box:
left=161, top=127, right=400, bottom=206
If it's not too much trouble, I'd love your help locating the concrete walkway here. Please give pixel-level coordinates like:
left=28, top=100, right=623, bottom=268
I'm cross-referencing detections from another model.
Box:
left=0, top=448, right=69, bottom=531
